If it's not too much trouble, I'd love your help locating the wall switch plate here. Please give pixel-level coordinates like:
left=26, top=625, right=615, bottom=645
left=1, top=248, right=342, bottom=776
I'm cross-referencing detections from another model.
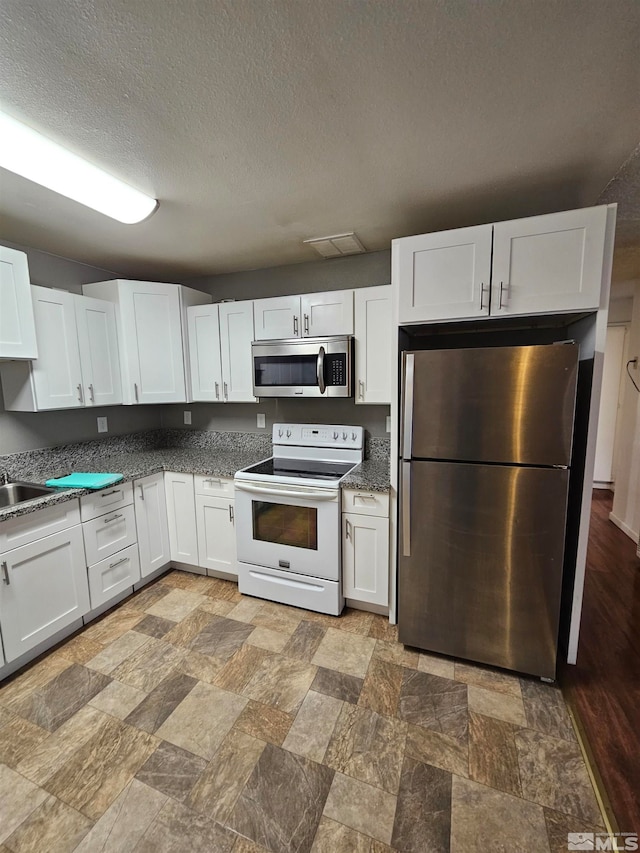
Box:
left=184, top=410, right=192, bottom=425
left=97, top=417, right=108, bottom=433
left=386, top=415, right=391, bottom=433
left=257, top=413, right=266, bottom=428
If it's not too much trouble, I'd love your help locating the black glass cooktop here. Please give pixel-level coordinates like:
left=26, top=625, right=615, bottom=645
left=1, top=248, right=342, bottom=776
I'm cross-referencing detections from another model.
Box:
left=244, top=457, right=354, bottom=481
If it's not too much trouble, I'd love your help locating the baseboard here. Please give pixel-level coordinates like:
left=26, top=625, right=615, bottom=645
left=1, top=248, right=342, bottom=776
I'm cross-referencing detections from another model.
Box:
left=593, top=482, right=614, bottom=490
left=608, top=512, right=639, bottom=543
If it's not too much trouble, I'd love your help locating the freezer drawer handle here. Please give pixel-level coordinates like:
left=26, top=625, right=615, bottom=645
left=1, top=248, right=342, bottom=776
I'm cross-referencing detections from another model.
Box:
left=402, top=462, right=411, bottom=557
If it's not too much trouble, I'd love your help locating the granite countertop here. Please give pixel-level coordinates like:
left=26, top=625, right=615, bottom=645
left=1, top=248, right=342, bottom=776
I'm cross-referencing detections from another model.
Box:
left=0, top=431, right=391, bottom=523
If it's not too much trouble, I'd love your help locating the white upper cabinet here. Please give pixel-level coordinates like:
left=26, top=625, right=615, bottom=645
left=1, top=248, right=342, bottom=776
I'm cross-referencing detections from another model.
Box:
left=396, top=225, right=493, bottom=323
left=0, top=288, right=122, bottom=411
left=354, top=285, right=392, bottom=404
left=82, top=280, right=210, bottom=404
left=188, top=301, right=256, bottom=403
left=490, top=206, right=607, bottom=316
left=395, top=206, right=609, bottom=324
left=0, top=246, right=37, bottom=361
left=254, top=290, right=354, bottom=340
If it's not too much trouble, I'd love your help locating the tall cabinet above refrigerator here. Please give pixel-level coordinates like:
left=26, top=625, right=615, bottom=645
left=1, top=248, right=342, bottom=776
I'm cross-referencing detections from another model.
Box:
left=398, top=343, right=579, bottom=680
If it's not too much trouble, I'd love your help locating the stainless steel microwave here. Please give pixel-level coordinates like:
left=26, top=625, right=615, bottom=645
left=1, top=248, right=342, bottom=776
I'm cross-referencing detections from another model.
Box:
left=251, top=336, right=353, bottom=397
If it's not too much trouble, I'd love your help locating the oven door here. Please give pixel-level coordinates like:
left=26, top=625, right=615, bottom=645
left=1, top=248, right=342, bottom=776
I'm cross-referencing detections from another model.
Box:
left=234, top=480, right=340, bottom=580
left=252, top=337, right=352, bottom=398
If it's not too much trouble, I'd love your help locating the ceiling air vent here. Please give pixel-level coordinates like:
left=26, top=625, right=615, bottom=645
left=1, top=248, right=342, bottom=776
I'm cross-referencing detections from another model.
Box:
left=303, top=232, right=366, bottom=258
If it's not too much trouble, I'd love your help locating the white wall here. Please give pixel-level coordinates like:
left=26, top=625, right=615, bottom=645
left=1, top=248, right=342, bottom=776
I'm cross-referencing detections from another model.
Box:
left=611, top=280, right=640, bottom=542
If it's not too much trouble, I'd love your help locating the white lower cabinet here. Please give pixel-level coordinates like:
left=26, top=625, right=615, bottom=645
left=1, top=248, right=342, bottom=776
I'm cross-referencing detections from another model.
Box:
left=0, top=525, right=89, bottom=662
left=135, top=473, right=171, bottom=577
left=195, top=494, right=237, bottom=576
left=82, top=504, right=137, bottom=567
left=342, top=489, right=390, bottom=608
left=164, top=472, right=199, bottom=566
left=87, top=544, right=140, bottom=610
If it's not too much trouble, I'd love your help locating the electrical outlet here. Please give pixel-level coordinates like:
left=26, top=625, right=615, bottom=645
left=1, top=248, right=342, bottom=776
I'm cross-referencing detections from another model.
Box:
left=97, top=417, right=108, bottom=433
left=386, top=415, right=391, bottom=433
left=184, top=410, right=192, bottom=425
left=257, top=413, right=266, bottom=428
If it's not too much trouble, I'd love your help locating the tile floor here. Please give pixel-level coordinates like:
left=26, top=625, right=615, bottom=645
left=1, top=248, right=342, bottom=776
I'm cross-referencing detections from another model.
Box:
left=0, top=571, right=605, bottom=852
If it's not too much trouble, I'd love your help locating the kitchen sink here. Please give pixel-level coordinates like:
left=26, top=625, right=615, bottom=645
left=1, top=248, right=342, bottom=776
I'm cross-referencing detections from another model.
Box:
left=0, top=481, right=57, bottom=509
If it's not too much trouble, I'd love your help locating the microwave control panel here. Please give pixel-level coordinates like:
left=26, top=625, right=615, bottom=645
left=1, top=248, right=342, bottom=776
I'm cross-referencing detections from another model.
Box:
left=325, top=353, right=346, bottom=386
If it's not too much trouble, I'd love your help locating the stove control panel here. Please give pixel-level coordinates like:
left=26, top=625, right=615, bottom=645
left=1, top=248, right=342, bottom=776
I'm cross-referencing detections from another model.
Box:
left=273, top=423, right=363, bottom=449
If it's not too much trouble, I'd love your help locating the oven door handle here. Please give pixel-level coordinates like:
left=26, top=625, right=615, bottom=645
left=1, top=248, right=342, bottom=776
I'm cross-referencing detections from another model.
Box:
left=316, top=346, right=326, bottom=395
left=234, top=481, right=337, bottom=501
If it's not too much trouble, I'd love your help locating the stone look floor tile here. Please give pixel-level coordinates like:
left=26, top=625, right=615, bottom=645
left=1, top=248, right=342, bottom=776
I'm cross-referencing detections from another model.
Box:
left=82, top=608, right=144, bottom=645
left=136, top=740, right=207, bottom=803
left=358, top=656, right=404, bottom=717
left=454, top=662, right=522, bottom=697
left=135, top=797, right=237, bottom=853
left=145, top=588, right=208, bottom=621
left=323, top=771, right=396, bottom=846
left=215, top=644, right=273, bottom=693
left=368, top=615, right=399, bottom=643
left=246, top=625, right=289, bottom=653
left=89, top=680, right=147, bottom=720
left=178, top=651, right=226, bottom=684
left=311, top=667, right=364, bottom=704
left=543, top=808, right=605, bottom=853
left=4, top=794, right=92, bottom=853
left=156, top=680, right=247, bottom=760
left=243, top=654, right=317, bottom=714
left=227, top=598, right=265, bottom=623
left=326, top=703, right=407, bottom=794
left=391, top=755, right=452, bottom=852
left=418, top=652, right=456, bottom=680
left=311, top=816, right=393, bottom=852
left=228, top=742, right=334, bottom=853
left=51, top=634, right=105, bottom=665
left=203, top=578, right=242, bottom=602
left=198, top=597, right=236, bottom=616
left=233, top=700, right=293, bottom=746
left=111, top=638, right=186, bottom=693
left=190, top=615, right=256, bottom=661
left=398, top=669, right=469, bottom=741
left=405, top=723, right=469, bottom=778
left=44, top=714, right=157, bottom=820
left=162, top=608, right=215, bottom=648
left=515, top=728, right=603, bottom=825
left=468, top=711, right=522, bottom=797
left=74, top=778, right=168, bottom=852
left=0, top=657, right=73, bottom=711
left=333, top=609, right=374, bottom=636
left=128, top=584, right=171, bottom=612
left=450, top=774, right=550, bottom=853
left=233, top=839, right=272, bottom=853
left=283, top=690, right=343, bottom=763
left=0, top=715, right=49, bottom=768
left=188, top=728, right=265, bottom=823
left=0, top=765, right=49, bottom=844
left=133, top=614, right=177, bottom=639
left=159, top=571, right=213, bottom=595
left=282, top=620, right=327, bottom=662
left=85, top=630, right=150, bottom=675
left=312, top=627, right=376, bottom=679
left=125, top=671, right=197, bottom=734
left=520, top=679, right=577, bottom=742
left=467, top=684, right=527, bottom=727
left=251, top=603, right=303, bottom=637
left=373, top=639, right=420, bottom=669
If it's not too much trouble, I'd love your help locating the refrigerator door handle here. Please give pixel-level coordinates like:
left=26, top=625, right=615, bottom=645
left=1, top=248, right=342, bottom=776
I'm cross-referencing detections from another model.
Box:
left=402, top=462, right=411, bottom=556
left=402, top=354, right=414, bottom=458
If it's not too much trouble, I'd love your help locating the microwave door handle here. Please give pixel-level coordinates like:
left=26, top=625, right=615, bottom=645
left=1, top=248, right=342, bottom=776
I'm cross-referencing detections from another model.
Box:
left=317, top=346, right=326, bottom=394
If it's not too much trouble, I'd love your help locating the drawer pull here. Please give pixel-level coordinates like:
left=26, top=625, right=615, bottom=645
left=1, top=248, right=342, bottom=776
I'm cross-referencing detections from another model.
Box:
left=100, top=489, right=120, bottom=498
left=206, top=478, right=223, bottom=485
left=109, top=556, right=129, bottom=569
left=104, top=513, right=123, bottom=524
left=1, top=561, right=9, bottom=585
left=229, top=504, right=234, bottom=523
left=355, top=493, right=376, bottom=502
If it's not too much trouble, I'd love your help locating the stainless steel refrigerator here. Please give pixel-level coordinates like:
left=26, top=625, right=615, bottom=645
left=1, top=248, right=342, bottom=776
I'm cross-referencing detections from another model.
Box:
left=399, top=343, right=579, bottom=680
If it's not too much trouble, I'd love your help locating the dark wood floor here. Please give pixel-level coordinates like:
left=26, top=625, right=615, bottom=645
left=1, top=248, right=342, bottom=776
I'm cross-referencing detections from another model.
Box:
left=562, top=490, right=640, bottom=833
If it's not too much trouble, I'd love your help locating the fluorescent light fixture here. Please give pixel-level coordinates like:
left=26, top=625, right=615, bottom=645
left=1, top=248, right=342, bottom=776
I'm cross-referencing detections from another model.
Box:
left=0, top=111, right=158, bottom=224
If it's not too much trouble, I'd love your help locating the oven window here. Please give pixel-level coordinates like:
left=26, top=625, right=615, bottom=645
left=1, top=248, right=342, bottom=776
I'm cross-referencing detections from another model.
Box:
left=252, top=501, right=318, bottom=550
left=254, top=355, right=318, bottom=387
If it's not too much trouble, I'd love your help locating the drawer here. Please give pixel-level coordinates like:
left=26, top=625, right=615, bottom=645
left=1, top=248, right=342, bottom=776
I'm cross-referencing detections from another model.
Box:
left=80, top=482, right=133, bottom=522
left=87, top=543, right=141, bottom=610
left=342, top=488, right=389, bottom=518
left=0, top=500, right=80, bottom=553
left=194, top=474, right=234, bottom=498
left=83, top=504, right=137, bottom=566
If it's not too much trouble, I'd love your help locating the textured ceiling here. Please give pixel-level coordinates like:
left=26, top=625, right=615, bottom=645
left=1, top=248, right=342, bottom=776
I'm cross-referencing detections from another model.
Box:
left=0, top=0, right=639, bottom=280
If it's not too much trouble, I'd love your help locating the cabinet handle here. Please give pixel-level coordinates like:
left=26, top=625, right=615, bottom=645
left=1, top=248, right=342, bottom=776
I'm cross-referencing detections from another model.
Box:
left=206, top=478, right=222, bottom=485
left=355, top=493, right=376, bottom=502
left=77, top=384, right=84, bottom=403
left=358, top=380, right=365, bottom=400
left=499, top=281, right=508, bottom=309
left=229, top=504, right=234, bottom=523
left=214, top=382, right=220, bottom=400
left=101, top=489, right=120, bottom=498
left=304, top=313, right=309, bottom=335
left=139, top=485, right=144, bottom=501
left=134, top=383, right=139, bottom=402
left=223, top=382, right=228, bottom=401
left=480, top=283, right=490, bottom=312
left=109, top=556, right=129, bottom=570
left=104, top=512, right=123, bottom=524
left=1, top=561, right=9, bottom=585
left=345, top=518, right=351, bottom=540
left=293, top=316, right=299, bottom=336
left=88, top=384, right=95, bottom=403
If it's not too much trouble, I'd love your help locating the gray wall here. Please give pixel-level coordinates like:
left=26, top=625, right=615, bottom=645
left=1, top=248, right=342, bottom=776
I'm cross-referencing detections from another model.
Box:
left=0, top=239, right=121, bottom=294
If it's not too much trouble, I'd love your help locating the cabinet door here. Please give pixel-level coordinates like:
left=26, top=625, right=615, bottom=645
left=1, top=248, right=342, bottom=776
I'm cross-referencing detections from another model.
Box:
left=354, top=285, right=392, bottom=404
left=87, top=544, right=140, bottom=610
left=0, top=246, right=37, bottom=360
left=164, top=472, right=198, bottom=566
left=188, top=304, right=223, bottom=402
left=135, top=473, right=171, bottom=578
left=253, top=296, right=301, bottom=340
left=395, top=225, right=493, bottom=323
left=195, top=495, right=237, bottom=576
left=30, top=286, right=84, bottom=409
left=301, top=290, right=354, bottom=336
left=491, top=206, right=607, bottom=316
left=119, top=282, right=187, bottom=403
left=74, top=295, right=122, bottom=407
left=342, top=512, right=389, bottom=607
left=0, top=526, right=89, bottom=662
left=219, top=301, right=256, bottom=402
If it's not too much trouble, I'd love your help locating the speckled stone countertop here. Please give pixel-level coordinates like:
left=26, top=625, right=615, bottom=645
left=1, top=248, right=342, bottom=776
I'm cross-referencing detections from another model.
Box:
left=0, top=430, right=391, bottom=522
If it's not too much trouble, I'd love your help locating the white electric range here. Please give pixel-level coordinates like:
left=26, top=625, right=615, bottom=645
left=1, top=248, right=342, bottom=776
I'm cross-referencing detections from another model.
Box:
left=234, top=423, right=364, bottom=615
